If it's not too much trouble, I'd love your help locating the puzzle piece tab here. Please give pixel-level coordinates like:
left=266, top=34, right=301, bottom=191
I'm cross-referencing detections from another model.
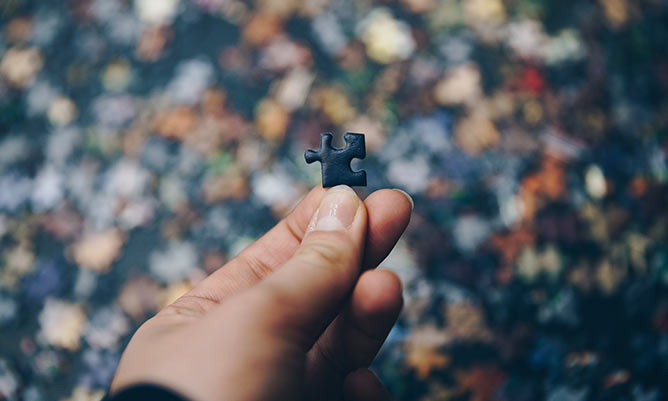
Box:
left=304, top=132, right=367, bottom=187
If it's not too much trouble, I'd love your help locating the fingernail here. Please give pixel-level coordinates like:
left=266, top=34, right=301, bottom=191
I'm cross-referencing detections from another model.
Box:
left=309, top=186, right=359, bottom=232
left=393, top=188, right=414, bottom=210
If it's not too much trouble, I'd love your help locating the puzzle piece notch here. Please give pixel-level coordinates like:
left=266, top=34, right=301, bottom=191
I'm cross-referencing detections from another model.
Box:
left=305, top=132, right=367, bottom=187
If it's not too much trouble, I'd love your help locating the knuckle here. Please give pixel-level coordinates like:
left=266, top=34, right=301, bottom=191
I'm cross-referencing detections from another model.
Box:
left=256, top=282, right=293, bottom=309
left=299, top=231, right=356, bottom=268
left=160, top=294, right=219, bottom=319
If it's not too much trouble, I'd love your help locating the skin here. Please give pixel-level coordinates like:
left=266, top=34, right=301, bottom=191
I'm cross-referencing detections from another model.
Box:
left=110, top=185, right=413, bottom=401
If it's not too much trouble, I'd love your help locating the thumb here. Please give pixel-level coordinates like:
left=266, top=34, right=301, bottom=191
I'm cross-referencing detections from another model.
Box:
left=247, top=185, right=368, bottom=349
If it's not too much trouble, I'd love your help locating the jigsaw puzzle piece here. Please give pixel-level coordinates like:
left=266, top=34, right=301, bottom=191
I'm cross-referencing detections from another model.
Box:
left=304, top=132, right=367, bottom=188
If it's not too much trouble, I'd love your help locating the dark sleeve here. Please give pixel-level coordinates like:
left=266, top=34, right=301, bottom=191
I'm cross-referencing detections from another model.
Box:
left=102, top=384, right=189, bottom=401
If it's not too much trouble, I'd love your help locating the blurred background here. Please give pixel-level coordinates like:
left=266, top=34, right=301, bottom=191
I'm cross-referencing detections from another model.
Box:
left=0, top=0, right=667, bottom=400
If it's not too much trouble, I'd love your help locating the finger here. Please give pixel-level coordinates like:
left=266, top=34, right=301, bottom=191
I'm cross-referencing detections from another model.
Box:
left=343, top=369, right=391, bottom=401
left=363, top=189, right=413, bottom=268
left=181, top=187, right=412, bottom=305
left=245, top=185, right=368, bottom=349
left=304, top=269, right=402, bottom=399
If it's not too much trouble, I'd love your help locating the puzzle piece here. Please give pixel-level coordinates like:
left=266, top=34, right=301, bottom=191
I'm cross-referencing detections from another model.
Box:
left=304, top=132, right=367, bottom=187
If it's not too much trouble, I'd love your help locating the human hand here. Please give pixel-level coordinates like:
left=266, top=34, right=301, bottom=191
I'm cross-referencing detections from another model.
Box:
left=110, top=185, right=413, bottom=401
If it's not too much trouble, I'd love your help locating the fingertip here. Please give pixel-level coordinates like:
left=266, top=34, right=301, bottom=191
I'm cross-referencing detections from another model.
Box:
left=363, top=189, right=413, bottom=268
left=354, top=270, right=403, bottom=315
left=350, top=269, right=403, bottom=337
left=305, top=185, right=365, bottom=234
left=364, top=189, right=413, bottom=220
left=391, top=188, right=414, bottom=210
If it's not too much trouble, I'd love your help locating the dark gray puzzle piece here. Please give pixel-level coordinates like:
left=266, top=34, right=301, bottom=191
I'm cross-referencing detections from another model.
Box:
left=304, top=132, right=367, bottom=187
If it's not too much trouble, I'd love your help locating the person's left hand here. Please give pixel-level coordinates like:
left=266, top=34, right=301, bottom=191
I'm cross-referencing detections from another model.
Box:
left=110, top=185, right=412, bottom=401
